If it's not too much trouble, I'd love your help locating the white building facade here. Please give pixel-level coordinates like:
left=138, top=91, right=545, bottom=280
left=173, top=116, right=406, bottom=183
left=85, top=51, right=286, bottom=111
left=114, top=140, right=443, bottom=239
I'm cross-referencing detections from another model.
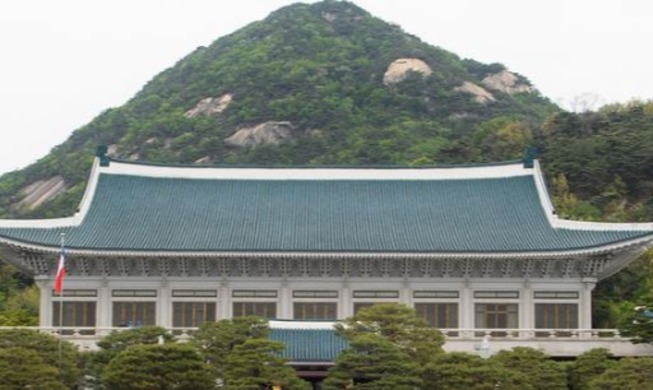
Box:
left=1, top=151, right=652, bottom=355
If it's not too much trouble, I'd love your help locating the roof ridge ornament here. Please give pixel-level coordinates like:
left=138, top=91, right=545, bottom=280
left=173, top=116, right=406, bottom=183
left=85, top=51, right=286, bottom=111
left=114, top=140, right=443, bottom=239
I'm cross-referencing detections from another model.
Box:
left=523, top=146, right=537, bottom=169
left=96, top=145, right=110, bottom=167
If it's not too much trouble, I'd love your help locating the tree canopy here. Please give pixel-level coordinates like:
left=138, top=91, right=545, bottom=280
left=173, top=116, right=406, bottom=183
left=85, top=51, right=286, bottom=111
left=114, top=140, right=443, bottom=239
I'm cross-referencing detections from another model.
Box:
left=101, top=343, right=217, bottom=390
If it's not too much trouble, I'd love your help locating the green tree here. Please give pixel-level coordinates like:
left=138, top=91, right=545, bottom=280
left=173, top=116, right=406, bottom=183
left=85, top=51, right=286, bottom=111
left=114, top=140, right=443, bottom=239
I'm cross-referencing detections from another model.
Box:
left=223, top=338, right=310, bottom=390
left=619, top=303, right=653, bottom=345
left=0, top=347, right=67, bottom=390
left=192, top=316, right=268, bottom=378
left=0, top=284, right=39, bottom=325
left=588, top=357, right=653, bottom=390
left=88, top=326, right=174, bottom=387
left=323, top=333, right=422, bottom=390
left=101, top=343, right=216, bottom=390
left=420, top=352, right=532, bottom=390
left=568, top=348, right=616, bottom=390
left=490, top=347, right=567, bottom=390
left=334, top=303, right=444, bottom=366
left=0, top=328, right=79, bottom=388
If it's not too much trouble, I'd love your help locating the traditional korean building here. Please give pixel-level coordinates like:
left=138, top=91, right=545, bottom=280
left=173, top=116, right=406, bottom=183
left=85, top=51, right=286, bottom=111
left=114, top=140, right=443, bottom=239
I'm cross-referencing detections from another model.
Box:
left=0, top=149, right=652, bottom=353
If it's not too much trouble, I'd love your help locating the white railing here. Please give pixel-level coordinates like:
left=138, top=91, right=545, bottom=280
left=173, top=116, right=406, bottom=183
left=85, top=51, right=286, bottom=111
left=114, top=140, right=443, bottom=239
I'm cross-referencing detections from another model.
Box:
left=0, top=326, right=625, bottom=340
left=2, top=326, right=651, bottom=357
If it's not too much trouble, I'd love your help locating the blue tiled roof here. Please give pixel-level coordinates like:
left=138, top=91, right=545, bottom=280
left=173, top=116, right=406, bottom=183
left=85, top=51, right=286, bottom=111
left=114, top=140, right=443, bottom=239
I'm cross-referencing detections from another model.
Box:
left=269, top=328, right=347, bottom=362
left=0, top=168, right=650, bottom=252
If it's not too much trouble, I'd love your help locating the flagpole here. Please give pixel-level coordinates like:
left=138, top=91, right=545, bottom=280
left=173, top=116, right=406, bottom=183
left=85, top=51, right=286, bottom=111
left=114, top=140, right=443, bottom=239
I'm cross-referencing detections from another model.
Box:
left=58, top=232, right=65, bottom=375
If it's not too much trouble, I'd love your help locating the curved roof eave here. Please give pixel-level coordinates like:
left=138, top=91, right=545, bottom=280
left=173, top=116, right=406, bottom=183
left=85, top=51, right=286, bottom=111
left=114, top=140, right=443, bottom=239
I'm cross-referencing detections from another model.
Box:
left=1, top=233, right=652, bottom=260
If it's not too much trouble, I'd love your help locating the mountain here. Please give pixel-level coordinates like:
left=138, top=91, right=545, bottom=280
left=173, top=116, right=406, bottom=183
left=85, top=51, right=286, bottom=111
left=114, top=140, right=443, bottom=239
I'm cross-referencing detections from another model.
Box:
left=0, top=0, right=558, bottom=219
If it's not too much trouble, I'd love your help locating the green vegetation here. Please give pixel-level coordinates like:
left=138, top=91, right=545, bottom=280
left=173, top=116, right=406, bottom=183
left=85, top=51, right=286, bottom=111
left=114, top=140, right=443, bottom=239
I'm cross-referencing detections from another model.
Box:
left=0, top=314, right=652, bottom=389
left=192, top=316, right=269, bottom=379
left=0, top=329, right=79, bottom=388
left=101, top=343, right=216, bottom=390
left=325, top=304, right=442, bottom=389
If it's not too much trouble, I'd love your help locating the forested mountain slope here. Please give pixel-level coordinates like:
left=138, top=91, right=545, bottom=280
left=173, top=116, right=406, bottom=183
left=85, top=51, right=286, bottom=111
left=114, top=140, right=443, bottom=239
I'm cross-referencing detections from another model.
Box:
left=0, top=0, right=555, bottom=219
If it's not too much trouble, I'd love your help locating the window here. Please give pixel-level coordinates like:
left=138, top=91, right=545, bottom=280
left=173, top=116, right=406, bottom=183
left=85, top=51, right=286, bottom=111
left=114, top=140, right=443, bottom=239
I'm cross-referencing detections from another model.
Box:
left=353, top=291, right=399, bottom=298
left=173, top=302, right=216, bottom=327
left=353, top=302, right=395, bottom=314
left=534, top=291, right=579, bottom=299
left=294, top=302, right=337, bottom=320
left=535, top=304, right=578, bottom=329
left=51, top=289, right=97, bottom=297
left=474, top=291, right=519, bottom=299
left=172, top=290, right=217, bottom=298
left=52, top=302, right=96, bottom=327
left=113, top=302, right=156, bottom=327
left=112, top=290, right=157, bottom=297
left=232, top=290, right=278, bottom=298
left=415, top=303, right=458, bottom=328
left=413, top=291, right=459, bottom=299
left=232, top=302, right=276, bottom=318
left=475, top=303, right=518, bottom=329
left=293, top=290, right=338, bottom=298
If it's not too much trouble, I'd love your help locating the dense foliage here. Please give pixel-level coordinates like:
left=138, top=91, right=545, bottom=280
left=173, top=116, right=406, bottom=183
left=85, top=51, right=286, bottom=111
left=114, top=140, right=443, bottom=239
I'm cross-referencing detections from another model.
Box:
left=101, top=343, right=217, bottom=390
left=0, top=329, right=79, bottom=388
left=326, top=304, right=442, bottom=389
left=0, top=319, right=652, bottom=389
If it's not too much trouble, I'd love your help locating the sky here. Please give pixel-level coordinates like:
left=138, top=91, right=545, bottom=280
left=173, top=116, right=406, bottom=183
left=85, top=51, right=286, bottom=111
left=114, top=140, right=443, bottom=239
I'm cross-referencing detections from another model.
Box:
left=0, top=0, right=651, bottom=175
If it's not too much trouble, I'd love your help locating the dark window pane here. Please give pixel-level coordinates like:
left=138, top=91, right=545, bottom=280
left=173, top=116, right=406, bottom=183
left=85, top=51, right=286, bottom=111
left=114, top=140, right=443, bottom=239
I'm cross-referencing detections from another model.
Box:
left=415, top=303, right=458, bottom=328
left=172, top=302, right=216, bottom=327
left=232, top=302, right=276, bottom=319
left=112, top=302, right=156, bottom=327
left=52, top=302, right=96, bottom=327
left=293, top=302, right=337, bottom=320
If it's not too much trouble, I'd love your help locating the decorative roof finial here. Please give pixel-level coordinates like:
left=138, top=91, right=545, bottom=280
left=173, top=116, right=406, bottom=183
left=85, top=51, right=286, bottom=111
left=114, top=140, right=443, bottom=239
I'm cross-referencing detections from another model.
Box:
left=523, top=146, right=537, bottom=169
left=96, top=145, right=110, bottom=167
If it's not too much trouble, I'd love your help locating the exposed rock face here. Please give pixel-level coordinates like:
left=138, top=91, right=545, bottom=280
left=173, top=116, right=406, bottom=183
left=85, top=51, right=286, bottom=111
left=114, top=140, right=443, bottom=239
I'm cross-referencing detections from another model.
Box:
left=107, top=144, right=118, bottom=157
left=194, top=156, right=211, bottom=164
left=383, top=58, right=433, bottom=86
left=482, top=70, right=534, bottom=94
left=184, top=94, right=232, bottom=118
left=322, top=11, right=337, bottom=22
left=225, top=121, right=295, bottom=147
left=14, top=176, right=66, bottom=210
left=454, top=81, right=496, bottom=104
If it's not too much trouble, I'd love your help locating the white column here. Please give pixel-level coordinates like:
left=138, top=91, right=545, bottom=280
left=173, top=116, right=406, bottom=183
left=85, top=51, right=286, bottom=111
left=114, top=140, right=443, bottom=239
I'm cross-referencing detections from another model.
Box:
left=219, top=283, right=230, bottom=319
left=35, top=279, right=50, bottom=327
left=97, top=279, right=111, bottom=330
left=521, top=282, right=533, bottom=330
left=340, top=282, right=350, bottom=318
left=279, top=282, right=291, bottom=319
left=580, top=279, right=596, bottom=329
left=159, top=280, right=170, bottom=328
left=401, top=281, right=411, bottom=308
left=460, top=282, right=473, bottom=329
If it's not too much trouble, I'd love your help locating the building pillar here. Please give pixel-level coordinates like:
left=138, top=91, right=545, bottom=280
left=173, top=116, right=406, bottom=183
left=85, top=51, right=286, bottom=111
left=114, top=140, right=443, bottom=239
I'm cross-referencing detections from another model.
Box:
left=279, top=282, right=291, bottom=319
left=219, top=282, right=230, bottom=319
left=340, top=282, right=350, bottom=319
left=35, top=278, right=50, bottom=328
left=460, top=282, right=473, bottom=330
left=580, top=279, right=596, bottom=329
left=97, top=279, right=111, bottom=331
left=521, top=282, right=533, bottom=331
left=159, top=279, right=170, bottom=328
left=401, top=280, right=411, bottom=308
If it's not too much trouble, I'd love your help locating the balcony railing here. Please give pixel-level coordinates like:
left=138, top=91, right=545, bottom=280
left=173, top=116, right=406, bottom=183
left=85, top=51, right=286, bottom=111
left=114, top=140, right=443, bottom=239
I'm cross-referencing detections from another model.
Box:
left=1, top=326, right=651, bottom=357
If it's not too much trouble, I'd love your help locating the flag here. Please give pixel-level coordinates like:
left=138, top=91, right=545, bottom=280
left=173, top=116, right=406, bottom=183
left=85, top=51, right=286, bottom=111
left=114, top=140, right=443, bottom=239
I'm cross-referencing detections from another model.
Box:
left=54, top=247, right=65, bottom=295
